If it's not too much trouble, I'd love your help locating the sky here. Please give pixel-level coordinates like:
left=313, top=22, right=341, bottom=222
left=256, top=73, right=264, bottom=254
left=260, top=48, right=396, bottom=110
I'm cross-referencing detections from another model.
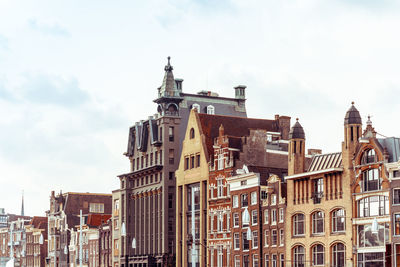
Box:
left=0, top=0, right=400, bottom=216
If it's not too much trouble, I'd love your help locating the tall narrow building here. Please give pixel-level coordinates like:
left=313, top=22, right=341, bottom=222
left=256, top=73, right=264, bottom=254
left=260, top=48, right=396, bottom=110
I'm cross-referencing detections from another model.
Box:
left=115, top=58, right=248, bottom=267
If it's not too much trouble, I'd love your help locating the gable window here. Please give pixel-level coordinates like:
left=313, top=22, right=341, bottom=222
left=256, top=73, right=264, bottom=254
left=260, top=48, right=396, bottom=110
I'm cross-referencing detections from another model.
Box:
left=207, top=105, right=215, bottom=115
left=217, top=179, right=223, bottom=197
left=332, top=209, right=345, bottom=233
left=362, top=149, right=376, bottom=164
left=271, top=194, right=277, bottom=205
left=184, top=157, right=189, bottom=170
left=190, top=155, right=195, bottom=169
left=190, top=128, right=195, bottom=139
left=261, top=191, right=268, bottom=200
left=293, top=214, right=305, bottom=236
left=218, top=152, right=224, bottom=170
left=362, top=169, right=381, bottom=192
left=312, top=211, right=324, bottom=234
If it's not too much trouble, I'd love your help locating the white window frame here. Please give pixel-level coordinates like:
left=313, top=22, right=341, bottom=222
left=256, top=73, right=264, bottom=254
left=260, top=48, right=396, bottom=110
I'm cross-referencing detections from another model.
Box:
left=234, top=233, right=240, bottom=250
left=207, top=105, right=215, bottom=115
left=252, top=210, right=258, bottom=225
left=271, top=194, right=277, bottom=205
left=272, top=209, right=277, bottom=225
left=233, top=195, right=239, bottom=208
left=279, top=229, right=284, bottom=246
left=233, top=213, right=239, bottom=228
left=217, top=179, right=223, bottom=197
left=192, top=103, right=200, bottom=111
left=279, top=208, right=284, bottom=222
left=252, top=231, right=258, bottom=248
left=264, top=210, right=269, bottom=224
left=251, top=192, right=257, bottom=205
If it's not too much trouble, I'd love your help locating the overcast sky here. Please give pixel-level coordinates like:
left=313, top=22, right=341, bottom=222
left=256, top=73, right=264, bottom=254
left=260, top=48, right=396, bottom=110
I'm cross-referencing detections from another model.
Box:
left=1, top=0, right=400, bottom=216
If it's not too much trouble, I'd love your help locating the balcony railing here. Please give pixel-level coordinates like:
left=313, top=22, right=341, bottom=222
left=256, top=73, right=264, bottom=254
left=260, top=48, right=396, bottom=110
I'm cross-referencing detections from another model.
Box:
left=312, top=192, right=323, bottom=204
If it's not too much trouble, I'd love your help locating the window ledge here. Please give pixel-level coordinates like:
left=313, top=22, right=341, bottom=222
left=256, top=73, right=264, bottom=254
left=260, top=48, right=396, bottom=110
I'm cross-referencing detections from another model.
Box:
left=331, top=231, right=346, bottom=236
left=311, top=233, right=325, bottom=237
left=292, top=235, right=305, bottom=238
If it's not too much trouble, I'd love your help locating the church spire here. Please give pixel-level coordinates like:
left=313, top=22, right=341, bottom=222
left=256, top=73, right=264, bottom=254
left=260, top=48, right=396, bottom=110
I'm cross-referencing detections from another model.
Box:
left=21, top=190, right=24, bottom=216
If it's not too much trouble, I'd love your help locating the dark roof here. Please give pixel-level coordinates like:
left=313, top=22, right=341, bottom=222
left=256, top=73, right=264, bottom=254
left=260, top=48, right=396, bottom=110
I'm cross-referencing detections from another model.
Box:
left=344, top=103, right=362, bottom=125
left=377, top=137, right=400, bottom=163
left=289, top=120, right=305, bottom=139
left=197, top=113, right=279, bottom=158
left=307, top=152, right=342, bottom=172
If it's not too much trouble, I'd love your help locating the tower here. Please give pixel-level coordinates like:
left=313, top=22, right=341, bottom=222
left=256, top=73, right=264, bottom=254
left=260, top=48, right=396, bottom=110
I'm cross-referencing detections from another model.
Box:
left=154, top=56, right=183, bottom=116
left=288, top=118, right=305, bottom=175
left=342, top=102, right=362, bottom=170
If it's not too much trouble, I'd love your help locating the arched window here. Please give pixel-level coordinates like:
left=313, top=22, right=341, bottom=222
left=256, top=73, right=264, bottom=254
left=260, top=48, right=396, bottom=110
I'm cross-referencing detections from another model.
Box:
left=207, top=105, right=215, bottom=115
left=361, top=169, right=381, bottom=192
left=331, top=243, right=345, bottom=267
left=358, top=196, right=389, bottom=217
left=311, top=211, right=324, bottom=234
left=332, top=209, right=345, bottom=233
left=192, top=103, right=200, bottom=112
left=292, top=245, right=305, bottom=267
left=362, top=149, right=376, bottom=164
left=293, top=214, right=305, bottom=236
left=312, top=244, right=324, bottom=266
left=190, top=128, right=195, bottom=139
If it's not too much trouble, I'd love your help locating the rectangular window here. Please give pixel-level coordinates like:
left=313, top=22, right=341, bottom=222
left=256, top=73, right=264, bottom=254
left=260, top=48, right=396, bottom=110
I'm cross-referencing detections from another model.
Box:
left=217, top=180, right=223, bottom=197
left=146, top=154, right=148, bottom=167
left=233, top=213, right=239, bottom=227
left=150, top=153, right=153, bottom=165
left=235, top=256, right=240, bottom=267
left=190, top=155, right=195, bottom=169
left=394, top=170, right=400, bottom=178
left=251, top=192, right=257, bottom=205
left=394, top=189, right=400, bottom=204
left=233, top=195, right=239, bottom=208
left=217, top=213, right=223, bottom=232
left=241, top=194, right=248, bottom=207
left=264, top=210, right=269, bottom=224
left=169, top=172, right=174, bottom=180
left=252, top=210, right=258, bottom=225
left=253, top=255, right=259, bottom=267
left=271, top=230, right=277, bottom=246
left=265, top=255, right=269, bottom=267
left=168, top=194, right=173, bottom=209
left=252, top=231, right=258, bottom=248
left=141, top=156, right=144, bottom=168
left=395, top=214, right=400, bottom=235
left=279, top=229, right=284, bottom=246
left=264, top=230, right=269, bottom=247
left=271, top=194, right=277, bottom=205
left=272, top=209, right=277, bottom=224
left=185, top=157, right=189, bottom=170
left=279, top=208, right=284, bottom=222
left=242, top=232, right=249, bottom=250
left=272, top=254, right=277, bottom=267
left=261, top=191, right=268, bottom=200
left=160, top=149, right=162, bottom=164
left=234, top=233, right=240, bottom=250
left=196, top=154, right=200, bottom=167
left=168, top=126, right=174, bottom=142
left=155, top=152, right=158, bottom=164
left=280, top=254, right=284, bottom=267
left=89, top=203, right=104, bottom=213
left=169, top=149, right=174, bottom=164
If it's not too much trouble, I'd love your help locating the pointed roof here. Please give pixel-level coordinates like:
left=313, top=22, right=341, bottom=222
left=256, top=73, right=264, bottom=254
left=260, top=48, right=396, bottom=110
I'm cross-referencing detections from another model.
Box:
left=289, top=119, right=305, bottom=139
left=159, top=56, right=177, bottom=96
left=344, top=102, right=362, bottom=125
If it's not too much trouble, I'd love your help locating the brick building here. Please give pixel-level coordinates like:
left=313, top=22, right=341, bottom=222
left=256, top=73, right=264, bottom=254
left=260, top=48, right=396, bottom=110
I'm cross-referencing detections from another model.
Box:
left=176, top=109, right=290, bottom=267
left=99, top=219, right=112, bottom=267
left=115, top=57, right=248, bottom=267
left=24, top=216, right=48, bottom=267
left=47, top=191, right=112, bottom=267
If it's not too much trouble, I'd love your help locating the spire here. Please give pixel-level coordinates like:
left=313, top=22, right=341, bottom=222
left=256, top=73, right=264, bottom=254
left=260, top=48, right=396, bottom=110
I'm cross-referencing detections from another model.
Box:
left=159, top=56, right=177, bottom=97
left=21, top=190, right=24, bottom=216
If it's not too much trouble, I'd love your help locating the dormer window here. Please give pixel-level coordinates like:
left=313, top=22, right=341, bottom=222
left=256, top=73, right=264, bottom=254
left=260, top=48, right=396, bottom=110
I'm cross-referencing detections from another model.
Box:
left=207, top=105, right=215, bottom=115
left=192, top=103, right=200, bottom=112
left=362, top=149, right=376, bottom=164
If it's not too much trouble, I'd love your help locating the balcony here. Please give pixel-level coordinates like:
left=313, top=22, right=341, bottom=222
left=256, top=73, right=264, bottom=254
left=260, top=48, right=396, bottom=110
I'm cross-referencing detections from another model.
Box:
left=312, top=192, right=323, bottom=204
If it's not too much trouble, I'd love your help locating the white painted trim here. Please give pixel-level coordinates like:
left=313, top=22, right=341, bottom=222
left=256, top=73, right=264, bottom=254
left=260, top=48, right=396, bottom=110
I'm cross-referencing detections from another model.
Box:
left=285, top=168, right=343, bottom=180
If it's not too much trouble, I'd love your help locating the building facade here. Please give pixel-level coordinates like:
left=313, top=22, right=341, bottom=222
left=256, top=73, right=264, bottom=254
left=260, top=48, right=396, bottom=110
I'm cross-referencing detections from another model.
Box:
left=116, top=57, right=248, bottom=267
left=99, top=219, right=112, bottom=267
left=47, top=191, right=112, bottom=267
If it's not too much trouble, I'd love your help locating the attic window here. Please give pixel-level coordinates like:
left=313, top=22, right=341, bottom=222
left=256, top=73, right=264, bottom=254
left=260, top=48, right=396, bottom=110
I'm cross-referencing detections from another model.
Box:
left=190, top=128, right=195, bottom=139
left=192, top=103, right=200, bottom=112
left=207, top=105, right=215, bottom=115
left=89, top=203, right=104, bottom=213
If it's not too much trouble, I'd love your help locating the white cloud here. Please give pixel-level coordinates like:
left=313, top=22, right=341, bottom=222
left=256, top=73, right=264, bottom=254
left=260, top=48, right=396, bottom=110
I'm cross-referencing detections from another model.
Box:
left=0, top=0, right=400, bottom=215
